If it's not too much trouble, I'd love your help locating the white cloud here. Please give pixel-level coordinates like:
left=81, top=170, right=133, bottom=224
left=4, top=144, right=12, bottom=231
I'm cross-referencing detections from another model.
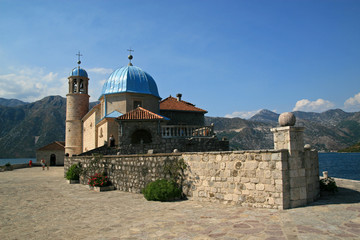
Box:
left=0, top=67, right=67, bottom=102
left=87, top=68, right=113, bottom=75
left=293, top=99, right=335, bottom=112
left=225, top=110, right=261, bottom=119
left=344, top=92, right=360, bottom=112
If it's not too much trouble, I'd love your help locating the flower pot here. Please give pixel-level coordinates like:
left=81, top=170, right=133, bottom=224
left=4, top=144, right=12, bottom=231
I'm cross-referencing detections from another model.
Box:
left=67, top=179, right=80, bottom=184
left=89, top=185, right=115, bottom=192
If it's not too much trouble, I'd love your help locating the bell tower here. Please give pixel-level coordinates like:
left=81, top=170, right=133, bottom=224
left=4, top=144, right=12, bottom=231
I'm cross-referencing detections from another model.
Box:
left=65, top=52, right=89, bottom=156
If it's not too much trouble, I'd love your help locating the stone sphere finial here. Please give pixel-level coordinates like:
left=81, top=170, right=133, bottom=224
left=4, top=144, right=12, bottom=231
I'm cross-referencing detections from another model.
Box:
left=278, top=112, right=296, bottom=126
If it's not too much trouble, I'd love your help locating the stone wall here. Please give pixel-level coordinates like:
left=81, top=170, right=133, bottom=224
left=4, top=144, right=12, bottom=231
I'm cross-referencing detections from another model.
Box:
left=182, top=150, right=290, bottom=209
left=271, top=126, right=320, bottom=208
left=66, top=147, right=319, bottom=209
left=65, top=125, right=319, bottom=209
left=65, top=153, right=182, bottom=193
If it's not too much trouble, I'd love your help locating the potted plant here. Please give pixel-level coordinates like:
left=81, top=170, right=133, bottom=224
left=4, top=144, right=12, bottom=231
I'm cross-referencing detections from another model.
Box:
left=88, top=172, right=114, bottom=192
left=66, top=164, right=81, bottom=184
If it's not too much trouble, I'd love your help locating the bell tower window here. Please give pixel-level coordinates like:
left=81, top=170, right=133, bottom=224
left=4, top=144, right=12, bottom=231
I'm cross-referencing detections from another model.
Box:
left=73, top=79, right=78, bottom=93
left=79, top=80, right=84, bottom=93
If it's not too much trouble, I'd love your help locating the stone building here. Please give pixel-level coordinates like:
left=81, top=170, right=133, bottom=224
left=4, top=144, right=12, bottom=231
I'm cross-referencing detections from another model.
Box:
left=36, top=141, right=65, bottom=166
left=65, top=53, right=228, bottom=156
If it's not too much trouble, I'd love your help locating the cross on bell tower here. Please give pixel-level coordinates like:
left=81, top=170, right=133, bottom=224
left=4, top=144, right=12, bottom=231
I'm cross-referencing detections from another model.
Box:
left=76, top=51, right=82, bottom=67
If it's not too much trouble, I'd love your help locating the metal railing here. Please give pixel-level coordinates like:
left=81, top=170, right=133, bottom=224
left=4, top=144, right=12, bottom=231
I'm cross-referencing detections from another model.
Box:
left=161, top=125, right=214, bottom=138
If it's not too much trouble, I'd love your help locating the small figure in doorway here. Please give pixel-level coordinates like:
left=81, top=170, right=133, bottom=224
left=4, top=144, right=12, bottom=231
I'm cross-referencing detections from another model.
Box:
left=41, top=159, right=45, bottom=170
left=109, top=135, right=115, bottom=147
left=29, top=160, right=32, bottom=168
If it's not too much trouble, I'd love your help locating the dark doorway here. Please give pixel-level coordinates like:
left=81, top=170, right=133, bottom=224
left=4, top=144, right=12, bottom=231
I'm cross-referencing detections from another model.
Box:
left=131, top=129, right=152, bottom=144
left=50, top=154, right=56, bottom=166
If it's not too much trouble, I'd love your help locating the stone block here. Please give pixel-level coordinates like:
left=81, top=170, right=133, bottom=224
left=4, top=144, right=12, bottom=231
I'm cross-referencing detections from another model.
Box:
left=242, top=189, right=249, bottom=195
left=298, top=168, right=305, bottom=177
left=259, top=162, right=268, bottom=169
left=264, top=170, right=271, bottom=179
left=241, top=177, right=250, bottom=183
left=247, top=154, right=255, bottom=160
left=289, top=169, right=298, bottom=178
left=245, top=182, right=255, bottom=190
left=300, top=187, right=307, bottom=200
left=256, top=184, right=265, bottom=191
left=245, top=161, right=258, bottom=170
left=250, top=178, right=260, bottom=183
left=290, top=188, right=300, bottom=201
left=272, top=171, right=282, bottom=179
left=271, top=153, right=281, bottom=161
left=267, top=197, right=275, bottom=205
left=224, top=194, right=233, bottom=201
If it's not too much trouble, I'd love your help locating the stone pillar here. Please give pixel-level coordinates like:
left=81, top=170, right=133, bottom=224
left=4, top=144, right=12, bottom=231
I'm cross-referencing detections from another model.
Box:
left=271, top=126, right=307, bottom=208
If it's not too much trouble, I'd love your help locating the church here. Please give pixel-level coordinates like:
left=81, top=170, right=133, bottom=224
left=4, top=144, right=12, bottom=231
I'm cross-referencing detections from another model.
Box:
left=65, top=53, right=228, bottom=157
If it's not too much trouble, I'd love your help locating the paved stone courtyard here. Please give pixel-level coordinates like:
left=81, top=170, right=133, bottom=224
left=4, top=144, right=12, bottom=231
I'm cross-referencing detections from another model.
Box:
left=1, top=167, right=359, bottom=239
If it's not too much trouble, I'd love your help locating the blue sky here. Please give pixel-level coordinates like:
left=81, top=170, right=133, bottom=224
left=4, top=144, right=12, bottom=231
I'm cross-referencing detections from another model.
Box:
left=0, top=0, right=359, bottom=118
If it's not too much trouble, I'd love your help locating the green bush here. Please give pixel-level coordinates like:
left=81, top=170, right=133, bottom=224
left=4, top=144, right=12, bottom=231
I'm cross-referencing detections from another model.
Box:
left=320, top=177, right=338, bottom=193
left=66, top=164, right=81, bottom=180
left=143, top=179, right=181, bottom=201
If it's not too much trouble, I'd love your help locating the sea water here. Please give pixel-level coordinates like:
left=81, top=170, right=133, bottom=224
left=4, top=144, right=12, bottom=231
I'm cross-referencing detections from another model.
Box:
left=0, top=158, right=36, bottom=166
left=1, top=153, right=359, bottom=180
left=318, top=152, right=360, bottom=181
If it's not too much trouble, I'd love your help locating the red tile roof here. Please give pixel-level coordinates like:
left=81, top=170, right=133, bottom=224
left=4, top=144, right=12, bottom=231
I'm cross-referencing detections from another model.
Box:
left=160, top=96, right=207, bottom=113
left=37, top=141, right=65, bottom=151
left=117, top=107, right=168, bottom=120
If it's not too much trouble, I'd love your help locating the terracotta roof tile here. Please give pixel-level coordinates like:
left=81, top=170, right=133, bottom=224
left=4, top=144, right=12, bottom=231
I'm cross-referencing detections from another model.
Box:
left=117, top=107, right=169, bottom=120
left=160, top=96, right=207, bottom=113
left=37, top=141, right=65, bottom=151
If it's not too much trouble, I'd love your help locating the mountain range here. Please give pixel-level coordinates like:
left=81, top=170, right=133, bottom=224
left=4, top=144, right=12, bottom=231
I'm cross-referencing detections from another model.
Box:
left=0, top=96, right=359, bottom=158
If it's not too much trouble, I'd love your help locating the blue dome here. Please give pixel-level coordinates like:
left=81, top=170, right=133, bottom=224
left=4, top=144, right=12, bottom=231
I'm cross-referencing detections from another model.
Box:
left=70, top=67, right=88, bottom=78
left=100, top=65, right=160, bottom=98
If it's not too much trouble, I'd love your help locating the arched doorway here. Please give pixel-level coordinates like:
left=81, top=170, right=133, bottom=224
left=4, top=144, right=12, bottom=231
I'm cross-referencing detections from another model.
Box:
left=50, top=154, right=56, bottom=166
left=131, top=129, right=152, bottom=144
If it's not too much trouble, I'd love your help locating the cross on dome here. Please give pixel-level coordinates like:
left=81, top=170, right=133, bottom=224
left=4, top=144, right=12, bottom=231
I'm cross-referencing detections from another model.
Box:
left=127, top=48, right=134, bottom=66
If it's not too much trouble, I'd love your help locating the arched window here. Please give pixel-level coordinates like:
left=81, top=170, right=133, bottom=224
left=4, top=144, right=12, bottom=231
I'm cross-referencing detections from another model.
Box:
left=79, top=80, right=84, bottom=93
left=73, top=79, right=78, bottom=93
left=131, top=129, right=152, bottom=144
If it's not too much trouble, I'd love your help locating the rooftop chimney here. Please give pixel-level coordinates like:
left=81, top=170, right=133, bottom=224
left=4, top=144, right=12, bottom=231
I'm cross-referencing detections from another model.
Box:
left=176, top=93, right=182, bottom=101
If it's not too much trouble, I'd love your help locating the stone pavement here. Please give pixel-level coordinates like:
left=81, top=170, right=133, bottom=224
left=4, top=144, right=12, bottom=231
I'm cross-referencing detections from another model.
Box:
left=0, top=167, right=359, bottom=240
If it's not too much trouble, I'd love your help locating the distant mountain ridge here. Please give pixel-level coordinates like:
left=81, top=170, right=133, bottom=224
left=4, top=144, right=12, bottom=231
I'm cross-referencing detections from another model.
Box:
left=207, top=108, right=360, bottom=152
left=0, top=96, right=359, bottom=157
left=0, top=98, right=28, bottom=107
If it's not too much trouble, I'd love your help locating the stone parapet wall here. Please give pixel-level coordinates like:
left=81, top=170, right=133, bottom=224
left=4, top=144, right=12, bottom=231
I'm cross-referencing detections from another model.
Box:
left=65, top=147, right=319, bottom=209
left=65, top=153, right=182, bottom=193
left=182, top=150, right=290, bottom=209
